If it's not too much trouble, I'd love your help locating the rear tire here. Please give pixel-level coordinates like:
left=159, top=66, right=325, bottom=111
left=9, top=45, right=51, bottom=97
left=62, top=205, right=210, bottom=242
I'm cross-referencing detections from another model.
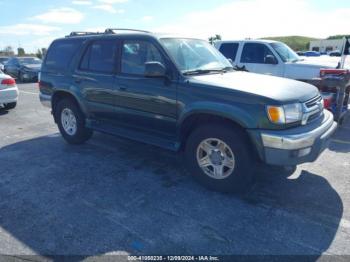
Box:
left=18, top=72, right=24, bottom=83
left=55, top=98, right=93, bottom=145
left=3, top=102, right=17, bottom=110
left=185, top=124, right=255, bottom=194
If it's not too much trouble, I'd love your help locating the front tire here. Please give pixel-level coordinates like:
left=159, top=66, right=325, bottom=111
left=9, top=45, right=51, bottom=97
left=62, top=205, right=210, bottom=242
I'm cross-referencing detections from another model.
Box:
left=55, top=98, right=93, bottom=145
left=185, top=124, right=255, bottom=194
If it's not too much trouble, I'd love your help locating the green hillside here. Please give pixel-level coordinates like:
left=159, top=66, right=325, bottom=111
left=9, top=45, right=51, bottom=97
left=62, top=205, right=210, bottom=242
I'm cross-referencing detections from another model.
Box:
left=261, top=36, right=320, bottom=51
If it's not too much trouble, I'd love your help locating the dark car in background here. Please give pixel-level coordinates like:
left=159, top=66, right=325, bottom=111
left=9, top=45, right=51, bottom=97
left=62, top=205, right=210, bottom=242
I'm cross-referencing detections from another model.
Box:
left=0, top=56, right=9, bottom=72
left=303, top=51, right=321, bottom=57
left=4, top=57, right=42, bottom=82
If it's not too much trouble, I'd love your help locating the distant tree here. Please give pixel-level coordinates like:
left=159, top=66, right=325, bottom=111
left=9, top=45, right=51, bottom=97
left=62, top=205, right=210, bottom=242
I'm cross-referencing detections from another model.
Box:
left=17, top=47, right=25, bottom=56
left=209, top=34, right=222, bottom=45
left=327, top=35, right=350, bottom=40
left=41, top=48, right=47, bottom=58
left=3, top=46, right=14, bottom=56
left=36, top=49, right=43, bottom=59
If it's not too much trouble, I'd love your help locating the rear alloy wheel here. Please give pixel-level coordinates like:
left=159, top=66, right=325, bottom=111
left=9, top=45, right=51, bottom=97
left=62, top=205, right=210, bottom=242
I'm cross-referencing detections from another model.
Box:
left=56, top=98, right=93, bottom=144
left=185, top=124, right=255, bottom=193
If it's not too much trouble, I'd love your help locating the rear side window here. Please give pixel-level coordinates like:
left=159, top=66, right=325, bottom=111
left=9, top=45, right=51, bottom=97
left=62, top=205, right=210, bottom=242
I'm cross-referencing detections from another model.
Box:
left=44, top=39, right=82, bottom=70
left=219, top=43, right=239, bottom=61
left=80, top=40, right=117, bottom=73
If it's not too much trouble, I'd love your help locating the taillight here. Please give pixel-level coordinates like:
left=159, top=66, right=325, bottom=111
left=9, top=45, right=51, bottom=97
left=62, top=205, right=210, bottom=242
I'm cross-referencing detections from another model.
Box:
left=1, top=78, right=16, bottom=86
left=320, top=69, right=349, bottom=77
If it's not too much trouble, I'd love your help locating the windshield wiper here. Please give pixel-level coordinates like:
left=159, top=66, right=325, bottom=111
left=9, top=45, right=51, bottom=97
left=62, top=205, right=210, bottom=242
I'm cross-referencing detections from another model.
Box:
left=183, top=67, right=233, bottom=76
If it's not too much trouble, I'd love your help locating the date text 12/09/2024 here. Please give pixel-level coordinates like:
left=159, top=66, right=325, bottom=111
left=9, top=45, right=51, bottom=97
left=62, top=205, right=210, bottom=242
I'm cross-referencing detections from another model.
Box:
left=127, top=256, right=220, bottom=261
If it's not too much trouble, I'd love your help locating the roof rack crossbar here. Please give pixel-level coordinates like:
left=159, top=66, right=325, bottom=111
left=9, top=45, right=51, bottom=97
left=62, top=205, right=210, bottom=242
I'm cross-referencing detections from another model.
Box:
left=104, top=28, right=151, bottom=34
left=66, top=31, right=102, bottom=37
left=66, top=28, right=151, bottom=38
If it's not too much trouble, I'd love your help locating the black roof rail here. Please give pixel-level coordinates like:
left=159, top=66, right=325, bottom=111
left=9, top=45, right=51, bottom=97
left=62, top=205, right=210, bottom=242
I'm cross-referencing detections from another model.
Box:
left=104, top=28, right=151, bottom=34
left=66, top=31, right=102, bottom=37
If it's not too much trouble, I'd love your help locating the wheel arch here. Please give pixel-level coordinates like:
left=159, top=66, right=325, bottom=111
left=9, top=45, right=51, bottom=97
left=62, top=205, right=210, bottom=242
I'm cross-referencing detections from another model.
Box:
left=178, top=111, right=259, bottom=159
left=51, top=90, right=86, bottom=123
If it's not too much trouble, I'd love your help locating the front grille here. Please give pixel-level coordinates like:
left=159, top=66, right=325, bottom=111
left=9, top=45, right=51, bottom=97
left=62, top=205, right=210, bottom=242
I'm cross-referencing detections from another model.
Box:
left=302, top=95, right=324, bottom=125
left=305, top=95, right=323, bottom=108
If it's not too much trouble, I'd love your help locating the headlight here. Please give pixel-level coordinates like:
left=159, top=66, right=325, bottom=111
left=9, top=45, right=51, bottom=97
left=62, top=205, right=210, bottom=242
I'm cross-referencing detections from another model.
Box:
left=267, top=103, right=302, bottom=124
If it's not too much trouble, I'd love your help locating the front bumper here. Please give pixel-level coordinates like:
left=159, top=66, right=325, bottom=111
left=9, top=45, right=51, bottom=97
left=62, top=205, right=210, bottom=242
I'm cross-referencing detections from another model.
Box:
left=0, top=87, right=19, bottom=105
left=249, top=110, right=337, bottom=166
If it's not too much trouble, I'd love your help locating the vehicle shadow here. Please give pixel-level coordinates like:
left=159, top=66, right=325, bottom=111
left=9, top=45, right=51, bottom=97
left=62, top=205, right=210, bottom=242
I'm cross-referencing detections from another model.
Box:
left=0, top=134, right=344, bottom=259
left=328, top=114, right=350, bottom=153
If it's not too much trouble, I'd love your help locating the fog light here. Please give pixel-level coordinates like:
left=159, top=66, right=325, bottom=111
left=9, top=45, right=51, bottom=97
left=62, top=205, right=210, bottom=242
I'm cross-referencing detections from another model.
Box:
left=298, top=147, right=312, bottom=157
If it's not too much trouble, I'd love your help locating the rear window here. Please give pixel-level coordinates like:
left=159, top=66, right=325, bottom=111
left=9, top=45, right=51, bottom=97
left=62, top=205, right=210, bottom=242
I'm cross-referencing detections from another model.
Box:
left=80, top=40, right=117, bottom=73
left=219, top=43, right=239, bottom=61
left=44, top=39, right=82, bottom=70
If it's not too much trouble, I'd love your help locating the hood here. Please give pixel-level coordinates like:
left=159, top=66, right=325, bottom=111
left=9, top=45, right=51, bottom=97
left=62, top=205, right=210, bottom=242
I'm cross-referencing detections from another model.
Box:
left=190, top=71, right=319, bottom=103
left=23, top=64, right=41, bottom=71
left=293, top=57, right=339, bottom=69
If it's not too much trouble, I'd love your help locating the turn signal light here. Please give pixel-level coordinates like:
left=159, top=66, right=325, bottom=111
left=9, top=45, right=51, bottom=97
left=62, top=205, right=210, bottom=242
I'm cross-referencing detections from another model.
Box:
left=267, top=106, right=284, bottom=124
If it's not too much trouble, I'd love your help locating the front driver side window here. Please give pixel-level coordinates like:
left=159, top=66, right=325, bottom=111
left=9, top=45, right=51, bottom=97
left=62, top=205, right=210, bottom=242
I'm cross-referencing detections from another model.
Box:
left=241, top=43, right=276, bottom=64
left=121, top=40, right=164, bottom=75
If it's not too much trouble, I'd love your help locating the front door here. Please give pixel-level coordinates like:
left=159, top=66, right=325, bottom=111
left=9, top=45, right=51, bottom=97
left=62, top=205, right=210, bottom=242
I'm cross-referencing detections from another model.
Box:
left=74, top=39, right=119, bottom=122
left=237, top=42, right=283, bottom=77
left=115, top=39, right=177, bottom=139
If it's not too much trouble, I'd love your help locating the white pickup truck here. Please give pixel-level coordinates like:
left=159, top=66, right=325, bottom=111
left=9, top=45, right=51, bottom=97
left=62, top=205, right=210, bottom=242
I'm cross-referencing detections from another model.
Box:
left=214, top=40, right=349, bottom=86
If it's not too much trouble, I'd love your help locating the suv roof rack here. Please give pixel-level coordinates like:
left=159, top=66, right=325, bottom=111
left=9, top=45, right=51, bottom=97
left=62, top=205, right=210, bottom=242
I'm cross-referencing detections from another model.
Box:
left=66, top=31, right=103, bottom=37
left=66, top=28, right=151, bottom=38
left=104, top=28, right=151, bottom=34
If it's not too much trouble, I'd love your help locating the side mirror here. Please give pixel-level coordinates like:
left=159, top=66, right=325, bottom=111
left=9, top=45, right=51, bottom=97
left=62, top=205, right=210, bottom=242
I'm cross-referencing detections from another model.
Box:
left=227, top=58, right=234, bottom=65
left=265, top=55, right=278, bottom=65
left=144, top=61, right=167, bottom=78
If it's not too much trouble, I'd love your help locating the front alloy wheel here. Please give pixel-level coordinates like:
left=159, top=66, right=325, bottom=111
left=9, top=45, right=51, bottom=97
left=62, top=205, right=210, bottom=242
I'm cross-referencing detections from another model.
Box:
left=185, top=124, right=255, bottom=193
left=197, top=138, right=235, bottom=179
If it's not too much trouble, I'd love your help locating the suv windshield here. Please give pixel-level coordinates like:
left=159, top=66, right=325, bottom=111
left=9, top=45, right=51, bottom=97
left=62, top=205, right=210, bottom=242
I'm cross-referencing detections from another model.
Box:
left=270, top=42, right=300, bottom=63
left=18, top=57, right=42, bottom=65
left=160, top=38, right=233, bottom=74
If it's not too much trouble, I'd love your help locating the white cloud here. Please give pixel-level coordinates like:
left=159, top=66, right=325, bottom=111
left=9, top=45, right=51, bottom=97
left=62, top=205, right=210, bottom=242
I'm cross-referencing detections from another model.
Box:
left=92, top=5, right=125, bottom=14
left=142, top=16, right=153, bottom=22
left=98, top=0, right=128, bottom=3
left=32, top=7, right=84, bottom=24
left=154, top=0, right=350, bottom=40
left=0, top=24, right=61, bottom=36
left=72, top=0, right=92, bottom=5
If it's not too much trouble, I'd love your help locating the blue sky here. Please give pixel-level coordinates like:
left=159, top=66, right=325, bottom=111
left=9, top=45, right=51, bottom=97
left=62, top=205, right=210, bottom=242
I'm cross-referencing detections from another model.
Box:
left=0, top=0, right=349, bottom=53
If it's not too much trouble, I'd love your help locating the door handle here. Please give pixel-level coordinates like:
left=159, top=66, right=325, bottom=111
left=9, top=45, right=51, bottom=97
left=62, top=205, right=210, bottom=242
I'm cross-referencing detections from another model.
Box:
left=74, top=77, right=82, bottom=83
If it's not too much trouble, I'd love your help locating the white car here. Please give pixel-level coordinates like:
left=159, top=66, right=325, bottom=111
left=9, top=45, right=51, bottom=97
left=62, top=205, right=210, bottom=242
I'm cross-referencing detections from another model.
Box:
left=0, top=72, right=18, bottom=110
left=214, top=40, right=349, bottom=86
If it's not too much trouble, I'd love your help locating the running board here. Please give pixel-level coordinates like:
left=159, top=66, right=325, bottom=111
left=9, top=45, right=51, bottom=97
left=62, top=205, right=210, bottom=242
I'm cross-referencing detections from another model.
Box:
left=86, top=119, right=180, bottom=151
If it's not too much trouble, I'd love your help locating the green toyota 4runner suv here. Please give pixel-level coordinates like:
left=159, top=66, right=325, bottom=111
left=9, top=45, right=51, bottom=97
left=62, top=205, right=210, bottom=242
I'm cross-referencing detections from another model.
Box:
left=39, top=29, right=337, bottom=193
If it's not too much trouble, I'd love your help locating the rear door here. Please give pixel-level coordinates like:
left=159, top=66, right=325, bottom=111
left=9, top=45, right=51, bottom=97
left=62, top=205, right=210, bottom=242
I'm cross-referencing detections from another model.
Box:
left=74, top=39, right=119, bottom=122
left=237, top=42, right=283, bottom=76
